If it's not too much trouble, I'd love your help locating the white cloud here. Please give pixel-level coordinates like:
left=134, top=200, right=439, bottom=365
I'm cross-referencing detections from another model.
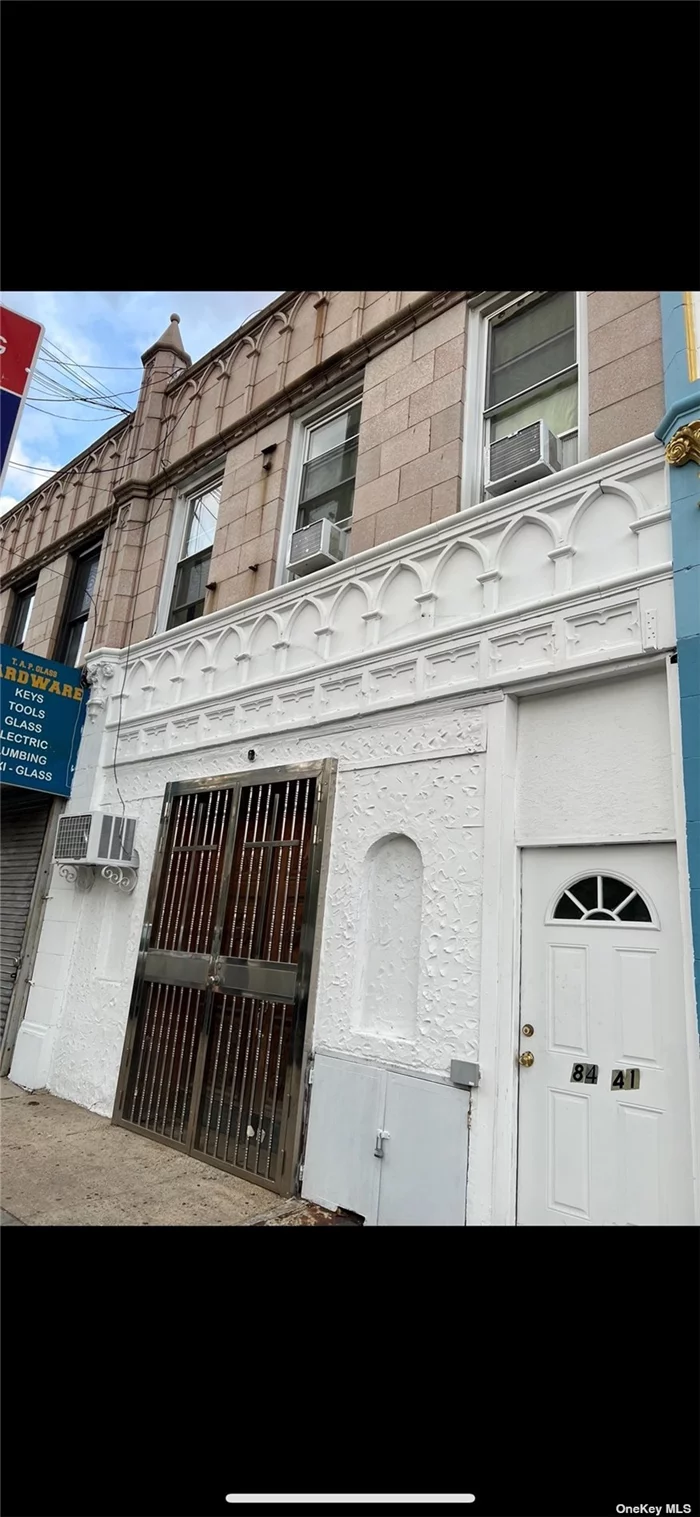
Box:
left=2, top=438, right=62, bottom=512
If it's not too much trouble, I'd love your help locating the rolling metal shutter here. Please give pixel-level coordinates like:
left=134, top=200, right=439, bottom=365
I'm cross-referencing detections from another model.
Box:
left=0, top=789, right=51, bottom=1043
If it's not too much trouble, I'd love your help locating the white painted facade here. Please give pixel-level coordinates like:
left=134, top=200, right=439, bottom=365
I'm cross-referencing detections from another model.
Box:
left=10, top=433, right=700, bottom=1225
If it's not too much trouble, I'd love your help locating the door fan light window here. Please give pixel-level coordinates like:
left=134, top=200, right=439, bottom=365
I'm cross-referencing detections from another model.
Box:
left=486, top=291, right=578, bottom=468
left=296, top=399, right=362, bottom=536
left=167, top=480, right=222, bottom=630
left=552, top=875, right=652, bottom=924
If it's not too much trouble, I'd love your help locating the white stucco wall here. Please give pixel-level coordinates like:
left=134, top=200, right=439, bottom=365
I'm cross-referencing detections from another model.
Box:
left=515, top=667, right=675, bottom=843
left=19, top=703, right=487, bottom=1117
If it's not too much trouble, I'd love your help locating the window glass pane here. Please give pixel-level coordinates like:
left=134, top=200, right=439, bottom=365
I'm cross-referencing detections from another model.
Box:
left=603, top=878, right=630, bottom=910
left=64, top=620, right=87, bottom=668
left=617, top=893, right=652, bottom=923
left=300, top=439, right=358, bottom=505
left=491, top=379, right=578, bottom=442
left=553, top=894, right=584, bottom=920
left=307, top=402, right=361, bottom=461
left=488, top=292, right=576, bottom=407
left=11, top=589, right=35, bottom=648
left=183, top=484, right=221, bottom=558
left=67, top=549, right=101, bottom=622
left=171, top=551, right=211, bottom=613
left=297, top=480, right=356, bottom=532
left=81, top=552, right=100, bottom=616
left=169, top=603, right=204, bottom=629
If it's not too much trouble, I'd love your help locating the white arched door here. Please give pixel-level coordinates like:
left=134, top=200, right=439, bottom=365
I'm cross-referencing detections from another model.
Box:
left=517, top=845, right=695, bottom=1226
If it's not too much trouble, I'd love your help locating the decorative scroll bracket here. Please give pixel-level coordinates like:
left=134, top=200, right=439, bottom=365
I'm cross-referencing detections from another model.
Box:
left=57, top=853, right=140, bottom=896
left=100, top=863, right=139, bottom=896
left=57, top=863, right=95, bottom=893
left=665, top=420, right=700, bottom=467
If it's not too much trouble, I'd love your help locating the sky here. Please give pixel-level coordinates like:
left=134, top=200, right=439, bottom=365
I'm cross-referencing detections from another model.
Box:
left=0, top=291, right=282, bottom=516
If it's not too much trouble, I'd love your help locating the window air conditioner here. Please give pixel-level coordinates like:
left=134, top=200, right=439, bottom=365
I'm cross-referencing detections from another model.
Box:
left=54, top=812, right=138, bottom=869
left=287, top=518, right=348, bottom=578
left=485, top=420, right=562, bottom=497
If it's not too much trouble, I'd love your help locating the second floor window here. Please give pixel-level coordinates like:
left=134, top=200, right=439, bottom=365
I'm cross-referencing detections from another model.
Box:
left=485, top=291, right=578, bottom=469
left=167, top=480, right=222, bottom=630
left=55, top=542, right=102, bottom=667
left=296, top=398, right=362, bottom=537
left=7, top=584, right=36, bottom=650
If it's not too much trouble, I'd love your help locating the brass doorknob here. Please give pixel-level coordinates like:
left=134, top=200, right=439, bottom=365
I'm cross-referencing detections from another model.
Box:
left=518, top=1051, right=535, bottom=1067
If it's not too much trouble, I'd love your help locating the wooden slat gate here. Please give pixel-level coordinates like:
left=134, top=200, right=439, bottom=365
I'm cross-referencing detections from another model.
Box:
left=113, top=763, right=331, bottom=1195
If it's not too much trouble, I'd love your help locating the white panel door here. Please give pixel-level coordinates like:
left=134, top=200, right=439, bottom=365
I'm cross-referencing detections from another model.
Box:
left=517, top=845, right=695, bottom=1227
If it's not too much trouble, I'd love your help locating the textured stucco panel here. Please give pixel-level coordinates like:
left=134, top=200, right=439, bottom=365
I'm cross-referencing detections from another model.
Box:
left=42, top=706, right=487, bottom=1114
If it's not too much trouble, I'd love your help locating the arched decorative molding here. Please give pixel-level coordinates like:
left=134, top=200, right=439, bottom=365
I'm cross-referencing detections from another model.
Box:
left=240, top=333, right=261, bottom=414
left=375, top=560, right=429, bottom=646
left=375, top=557, right=428, bottom=607
left=248, top=610, right=283, bottom=678
left=285, top=595, right=325, bottom=670
left=495, top=508, right=561, bottom=568
left=249, top=608, right=283, bottom=643
left=495, top=512, right=559, bottom=611
left=431, top=537, right=488, bottom=625
left=211, top=625, right=242, bottom=691
left=431, top=534, right=488, bottom=585
left=222, top=340, right=245, bottom=379
left=160, top=378, right=197, bottom=469
left=180, top=637, right=211, bottom=682
left=570, top=482, right=639, bottom=586
left=286, top=291, right=323, bottom=370
left=328, top=579, right=370, bottom=658
left=566, top=478, right=646, bottom=542
left=122, top=658, right=150, bottom=718
left=286, top=594, right=324, bottom=639
left=150, top=648, right=179, bottom=709
left=124, top=656, right=149, bottom=695
left=215, top=341, right=244, bottom=429
left=328, top=577, right=369, bottom=623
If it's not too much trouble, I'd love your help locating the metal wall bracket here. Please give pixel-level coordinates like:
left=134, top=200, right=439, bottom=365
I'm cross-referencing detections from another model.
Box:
left=100, top=864, right=139, bottom=895
left=57, top=863, right=95, bottom=893
left=450, top=1059, right=480, bottom=1089
left=56, top=854, right=140, bottom=896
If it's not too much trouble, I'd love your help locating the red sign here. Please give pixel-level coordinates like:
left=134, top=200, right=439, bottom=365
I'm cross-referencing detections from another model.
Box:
left=0, top=303, right=45, bottom=489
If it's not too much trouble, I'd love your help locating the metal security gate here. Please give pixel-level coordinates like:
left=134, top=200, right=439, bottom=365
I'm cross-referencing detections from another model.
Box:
left=0, top=788, right=52, bottom=1045
left=113, top=762, right=332, bottom=1195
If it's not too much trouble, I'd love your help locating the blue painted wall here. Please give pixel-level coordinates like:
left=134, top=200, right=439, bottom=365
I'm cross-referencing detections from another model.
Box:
left=656, top=292, right=700, bottom=1023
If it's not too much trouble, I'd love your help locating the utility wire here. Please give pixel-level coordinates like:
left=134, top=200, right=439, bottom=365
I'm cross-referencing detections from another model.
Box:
left=42, top=338, right=132, bottom=406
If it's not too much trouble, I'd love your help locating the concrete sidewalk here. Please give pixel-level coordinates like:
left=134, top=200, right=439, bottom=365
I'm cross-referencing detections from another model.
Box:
left=0, top=1078, right=346, bottom=1227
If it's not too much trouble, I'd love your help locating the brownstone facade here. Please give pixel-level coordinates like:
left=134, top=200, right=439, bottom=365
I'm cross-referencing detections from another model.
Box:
left=1, top=291, right=666, bottom=664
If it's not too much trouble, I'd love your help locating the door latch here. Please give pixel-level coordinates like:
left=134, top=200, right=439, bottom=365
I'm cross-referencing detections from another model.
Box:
left=374, top=1129, right=390, bottom=1158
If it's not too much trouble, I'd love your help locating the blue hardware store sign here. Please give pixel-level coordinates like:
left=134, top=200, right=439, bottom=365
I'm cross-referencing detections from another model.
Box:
left=0, top=645, right=89, bottom=798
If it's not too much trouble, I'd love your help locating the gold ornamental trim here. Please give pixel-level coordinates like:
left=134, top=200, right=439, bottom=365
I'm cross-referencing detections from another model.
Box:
left=665, top=420, right=700, bottom=467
